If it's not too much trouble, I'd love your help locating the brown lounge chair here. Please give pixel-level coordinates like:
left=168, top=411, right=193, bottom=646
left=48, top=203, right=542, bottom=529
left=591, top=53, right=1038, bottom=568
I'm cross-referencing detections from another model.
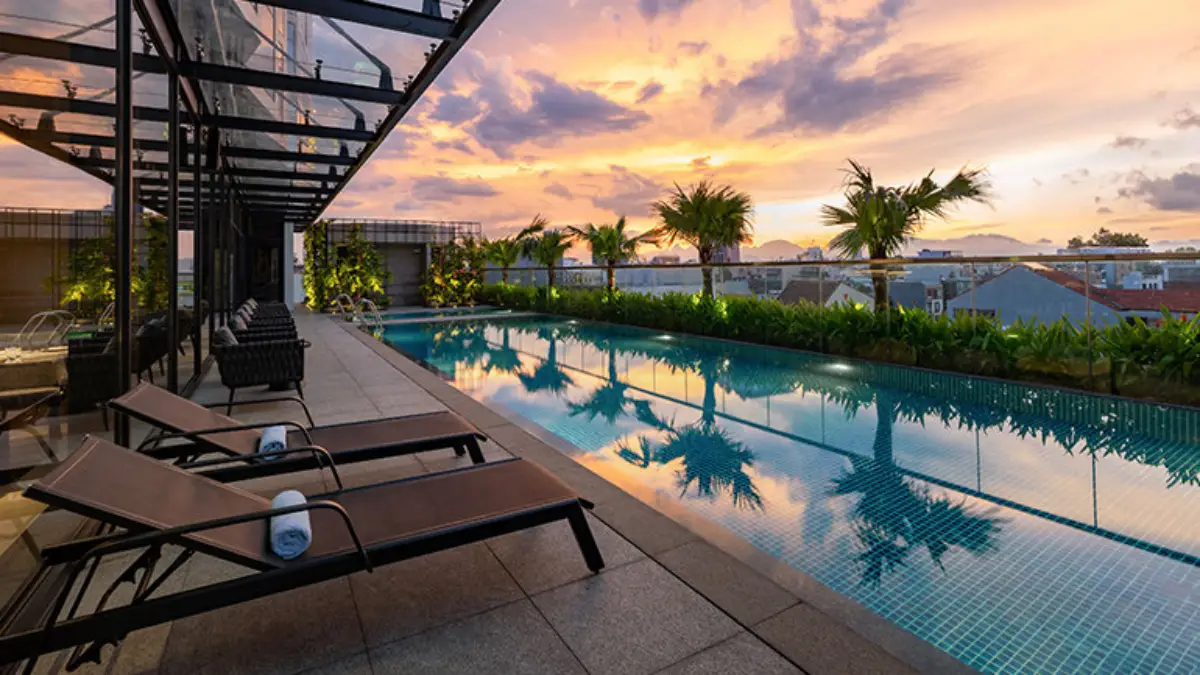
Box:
left=108, top=383, right=487, bottom=482
left=0, top=436, right=604, bottom=669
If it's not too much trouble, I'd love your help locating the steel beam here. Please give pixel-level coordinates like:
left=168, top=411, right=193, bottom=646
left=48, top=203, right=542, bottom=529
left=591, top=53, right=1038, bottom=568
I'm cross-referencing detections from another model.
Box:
left=46, top=132, right=357, bottom=166
left=184, top=61, right=401, bottom=103
left=133, top=0, right=202, bottom=115
left=309, top=0, right=503, bottom=218
left=114, top=0, right=134, bottom=446
left=0, top=93, right=370, bottom=141
left=167, top=71, right=180, bottom=393
left=248, top=0, right=455, bottom=38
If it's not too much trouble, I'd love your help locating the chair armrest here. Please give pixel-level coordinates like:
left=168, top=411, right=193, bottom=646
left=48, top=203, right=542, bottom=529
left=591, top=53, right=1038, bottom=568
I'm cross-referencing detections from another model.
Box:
left=179, top=445, right=343, bottom=489
left=198, top=396, right=314, bottom=428
left=133, top=419, right=312, bottom=450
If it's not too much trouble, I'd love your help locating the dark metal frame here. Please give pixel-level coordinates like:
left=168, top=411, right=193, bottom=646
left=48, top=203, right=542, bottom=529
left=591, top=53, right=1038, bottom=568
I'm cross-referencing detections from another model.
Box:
left=0, top=459, right=603, bottom=666
left=109, top=393, right=488, bottom=480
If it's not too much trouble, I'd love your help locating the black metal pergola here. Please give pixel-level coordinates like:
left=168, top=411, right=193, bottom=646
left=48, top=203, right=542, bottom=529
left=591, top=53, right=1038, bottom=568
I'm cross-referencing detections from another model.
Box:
left=0, top=0, right=501, bottom=445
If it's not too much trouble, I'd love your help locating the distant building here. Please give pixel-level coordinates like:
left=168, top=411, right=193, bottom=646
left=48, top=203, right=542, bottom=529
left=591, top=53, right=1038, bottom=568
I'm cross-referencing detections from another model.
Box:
left=711, top=246, right=740, bottom=264
left=1057, top=245, right=1152, bottom=288
left=890, top=281, right=946, bottom=316
left=1120, top=271, right=1163, bottom=290
left=778, top=280, right=871, bottom=308
left=917, top=249, right=963, bottom=259
left=649, top=255, right=680, bottom=265
left=945, top=264, right=1200, bottom=325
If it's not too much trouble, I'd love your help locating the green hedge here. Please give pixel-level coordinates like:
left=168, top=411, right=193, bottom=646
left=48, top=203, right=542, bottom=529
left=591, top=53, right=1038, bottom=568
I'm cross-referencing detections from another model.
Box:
left=480, top=283, right=1200, bottom=406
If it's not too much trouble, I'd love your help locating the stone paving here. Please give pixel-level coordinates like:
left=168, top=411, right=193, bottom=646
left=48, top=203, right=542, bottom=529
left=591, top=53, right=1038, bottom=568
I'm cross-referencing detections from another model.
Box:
left=24, top=309, right=925, bottom=675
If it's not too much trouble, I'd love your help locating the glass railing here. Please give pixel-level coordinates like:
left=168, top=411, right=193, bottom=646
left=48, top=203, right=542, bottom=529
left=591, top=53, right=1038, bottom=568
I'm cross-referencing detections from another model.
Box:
left=478, top=251, right=1200, bottom=406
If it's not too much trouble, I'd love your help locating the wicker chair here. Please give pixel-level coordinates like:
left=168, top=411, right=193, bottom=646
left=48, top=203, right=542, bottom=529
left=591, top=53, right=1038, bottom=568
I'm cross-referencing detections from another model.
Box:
left=212, top=338, right=308, bottom=413
left=65, top=340, right=120, bottom=427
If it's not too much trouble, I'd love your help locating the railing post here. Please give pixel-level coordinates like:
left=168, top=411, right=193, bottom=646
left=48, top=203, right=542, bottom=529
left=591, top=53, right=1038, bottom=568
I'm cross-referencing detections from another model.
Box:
left=1084, top=260, right=1094, bottom=391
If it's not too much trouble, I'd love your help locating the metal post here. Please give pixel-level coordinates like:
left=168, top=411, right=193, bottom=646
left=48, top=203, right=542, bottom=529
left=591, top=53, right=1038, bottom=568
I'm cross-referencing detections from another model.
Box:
left=166, top=69, right=180, bottom=393
left=208, top=169, right=219, bottom=334
left=1084, top=261, right=1094, bottom=390
left=192, top=122, right=203, bottom=375
left=113, top=0, right=134, bottom=445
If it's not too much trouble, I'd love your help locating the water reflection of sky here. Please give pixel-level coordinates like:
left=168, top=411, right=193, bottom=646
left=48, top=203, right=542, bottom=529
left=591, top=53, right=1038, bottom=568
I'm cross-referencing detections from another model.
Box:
left=382, top=316, right=1200, bottom=675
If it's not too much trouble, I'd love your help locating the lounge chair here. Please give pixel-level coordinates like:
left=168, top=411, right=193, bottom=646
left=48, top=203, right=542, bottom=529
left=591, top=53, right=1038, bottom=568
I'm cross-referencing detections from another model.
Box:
left=109, top=383, right=488, bottom=482
left=0, top=436, right=604, bottom=668
left=0, top=388, right=63, bottom=483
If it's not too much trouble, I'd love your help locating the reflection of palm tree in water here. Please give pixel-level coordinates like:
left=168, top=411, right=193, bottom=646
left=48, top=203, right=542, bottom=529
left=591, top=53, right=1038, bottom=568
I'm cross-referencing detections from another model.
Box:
left=567, top=335, right=641, bottom=425
left=831, top=390, right=1004, bottom=587
left=618, top=353, right=764, bottom=511
left=517, top=326, right=574, bottom=397
left=484, top=326, right=523, bottom=376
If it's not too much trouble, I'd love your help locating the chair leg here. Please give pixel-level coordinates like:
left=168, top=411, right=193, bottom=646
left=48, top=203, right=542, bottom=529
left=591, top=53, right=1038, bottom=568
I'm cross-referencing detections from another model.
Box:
left=100, top=405, right=109, bottom=432
left=226, top=388, right=236, bottom=415
left=464, top=438, right=485, bottom=464
left=294, top=381, right=304, bottom=399
left=567, top=505, right=605, bottom=573
left=453, top=444, right=466, bottom=457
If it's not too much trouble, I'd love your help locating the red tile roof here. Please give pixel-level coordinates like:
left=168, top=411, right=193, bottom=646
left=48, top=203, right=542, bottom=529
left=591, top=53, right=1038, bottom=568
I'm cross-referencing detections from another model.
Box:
left=1027, top=265, right=1200, bottom=313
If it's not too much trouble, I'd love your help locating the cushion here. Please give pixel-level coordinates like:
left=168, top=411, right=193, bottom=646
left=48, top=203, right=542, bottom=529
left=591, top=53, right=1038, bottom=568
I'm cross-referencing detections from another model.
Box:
left=230, top=314, right=247, bottom=331
left=214, top=325, right=239, bottom=346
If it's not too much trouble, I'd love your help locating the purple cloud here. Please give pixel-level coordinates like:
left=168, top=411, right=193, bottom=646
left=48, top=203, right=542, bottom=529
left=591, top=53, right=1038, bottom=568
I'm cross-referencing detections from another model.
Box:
left=1119, top=167, right=1200, bottom=211
left=707, top=0, right=961, bottom=135
left=590, top=165, right=665, bottom=215
left=467, top=70, right=651, bottom=159
left=411, top=175, right=500, bottom=202
left=544, top=182, right=574, bottom=199
left=637, top=81, right=665, bottom=104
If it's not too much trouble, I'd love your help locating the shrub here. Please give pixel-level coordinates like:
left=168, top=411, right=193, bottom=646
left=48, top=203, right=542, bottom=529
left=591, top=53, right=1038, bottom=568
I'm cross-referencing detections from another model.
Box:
left=481, top=284, right=1200, bottom=405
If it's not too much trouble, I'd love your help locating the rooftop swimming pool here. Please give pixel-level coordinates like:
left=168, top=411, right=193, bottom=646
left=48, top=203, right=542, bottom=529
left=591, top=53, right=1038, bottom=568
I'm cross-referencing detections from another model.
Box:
left=379, top=306, right=511, bottom=321
left=380, top=315, right=1200, bottom=674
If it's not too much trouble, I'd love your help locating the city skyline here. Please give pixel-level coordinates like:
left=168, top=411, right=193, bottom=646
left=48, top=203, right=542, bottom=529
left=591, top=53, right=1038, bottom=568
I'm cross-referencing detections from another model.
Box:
left=1, top=0, right=1198, bottom=251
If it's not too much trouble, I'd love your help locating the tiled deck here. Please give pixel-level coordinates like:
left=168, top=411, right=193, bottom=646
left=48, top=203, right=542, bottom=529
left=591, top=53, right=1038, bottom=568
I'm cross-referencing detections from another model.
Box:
left=30, top=309, right=922, bottom=675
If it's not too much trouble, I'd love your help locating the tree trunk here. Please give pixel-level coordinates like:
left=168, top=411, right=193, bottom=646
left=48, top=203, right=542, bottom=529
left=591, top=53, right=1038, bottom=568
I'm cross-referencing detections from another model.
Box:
left=870, top=263, right=889, bottom=313
left=606, top=265, right=616, bottom=293
left=700, top=253, right=714, bottom=299
left=501, top=267, right=509, bottom=283
left=547, top=265, right=556, bottom=290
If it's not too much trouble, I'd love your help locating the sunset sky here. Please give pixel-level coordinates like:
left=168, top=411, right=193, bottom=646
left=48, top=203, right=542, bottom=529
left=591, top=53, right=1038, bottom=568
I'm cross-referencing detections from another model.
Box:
left=2, top=0, right=1199, bottom=250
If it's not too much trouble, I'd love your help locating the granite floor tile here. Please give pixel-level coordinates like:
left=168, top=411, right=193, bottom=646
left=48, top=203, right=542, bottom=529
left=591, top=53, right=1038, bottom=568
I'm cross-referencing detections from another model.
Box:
left=753, top=604, right=917, bottom=675
left=532, top=558, right=740, bottom=675
left=653, top=632, right=800, bottom=675
left=349, top=543, right=523, bottom=648
left=487, top=512, right=645, bottom=595
left=590, top=497, right=697, bottom=554
left=656, top=540, right=799, bottom=625
left=159, top=577, right=364, bottom=675
left=369, top=600, right=585, bottom=675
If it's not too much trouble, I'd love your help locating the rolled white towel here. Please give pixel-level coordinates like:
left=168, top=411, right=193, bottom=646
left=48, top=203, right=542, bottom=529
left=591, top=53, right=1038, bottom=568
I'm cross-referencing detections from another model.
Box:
left=258, top=425, right=288, bottom=460
left=269, top=490, right=312, bottom=560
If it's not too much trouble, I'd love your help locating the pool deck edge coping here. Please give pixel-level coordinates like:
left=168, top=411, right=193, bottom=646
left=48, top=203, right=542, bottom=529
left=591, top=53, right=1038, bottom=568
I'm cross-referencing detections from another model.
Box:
left=338, top=316, right=981, bottom=675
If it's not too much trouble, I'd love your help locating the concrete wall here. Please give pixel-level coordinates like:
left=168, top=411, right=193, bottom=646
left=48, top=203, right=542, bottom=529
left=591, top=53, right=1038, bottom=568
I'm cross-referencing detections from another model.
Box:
left=381, top=243, right=427, bottom=306
left=0, top=238, right=66, bottom=326
left=945, top=266, right=1123, bottom=326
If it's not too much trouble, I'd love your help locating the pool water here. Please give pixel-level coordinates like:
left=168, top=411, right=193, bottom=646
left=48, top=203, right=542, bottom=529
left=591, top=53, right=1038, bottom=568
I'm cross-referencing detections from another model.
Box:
left=380, top=315, right=1200, bottom=674
left=380, top=306, right=511, bottom=321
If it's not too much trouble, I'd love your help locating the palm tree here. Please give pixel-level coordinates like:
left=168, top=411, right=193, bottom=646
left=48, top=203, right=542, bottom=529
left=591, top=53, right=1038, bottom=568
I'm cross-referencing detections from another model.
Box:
left=526, top=229, right=575, bottom=290
left=487, top=215, right=546, bottom=283
left=651, top=181, right=754, bottom=299
left=821, top=160, right=992, bottom=313
left=567, top=217, right=659, bottom=293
